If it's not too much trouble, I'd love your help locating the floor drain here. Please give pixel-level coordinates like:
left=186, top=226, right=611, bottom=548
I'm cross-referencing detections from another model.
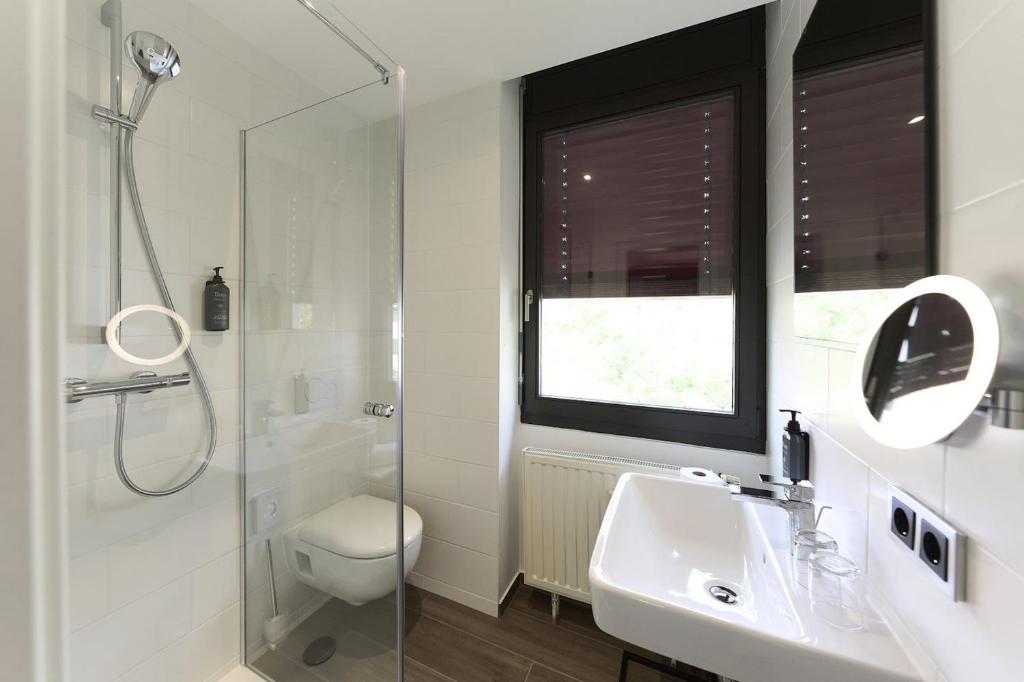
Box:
left=707, top=585, right=739, bottom=605
left=302, top=636, right=337, bottom=666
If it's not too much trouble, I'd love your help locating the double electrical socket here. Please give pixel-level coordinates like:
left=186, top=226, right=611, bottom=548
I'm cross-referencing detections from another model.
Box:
left=888, top=487, right=967, bottom=601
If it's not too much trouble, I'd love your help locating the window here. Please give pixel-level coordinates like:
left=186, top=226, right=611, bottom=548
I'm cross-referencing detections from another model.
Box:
left=521, top=9, right=766, bottom=452
left=539, top=97, right=737, bottom=413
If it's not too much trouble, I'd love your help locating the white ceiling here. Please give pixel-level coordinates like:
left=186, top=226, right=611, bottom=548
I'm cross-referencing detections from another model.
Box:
left=199, top=0, right=390, bottom=99
left=330, top=0, right=771, bottom=107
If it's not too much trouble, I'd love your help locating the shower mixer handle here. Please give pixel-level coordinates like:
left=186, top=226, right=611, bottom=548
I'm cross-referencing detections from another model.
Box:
left=65, top=371, right=191, bottom=403
left=364, top=402, right=395, bottom=418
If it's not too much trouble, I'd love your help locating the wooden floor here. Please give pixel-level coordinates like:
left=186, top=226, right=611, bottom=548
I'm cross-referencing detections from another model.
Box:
left=253, top=583, right=716, bottom=682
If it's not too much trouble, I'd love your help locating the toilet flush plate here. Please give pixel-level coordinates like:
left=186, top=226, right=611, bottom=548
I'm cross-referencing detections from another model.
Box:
left=251, top=488, right=283, bottom=535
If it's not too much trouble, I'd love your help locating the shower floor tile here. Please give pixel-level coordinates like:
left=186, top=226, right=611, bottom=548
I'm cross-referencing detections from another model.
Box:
left=251, top=583, right=714, bottom=681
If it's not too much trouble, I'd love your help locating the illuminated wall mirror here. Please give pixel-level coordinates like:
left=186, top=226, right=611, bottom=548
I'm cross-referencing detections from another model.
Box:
left=792, top=0, right=936, bottom=344
left=853, top=276, right=999, bottom=449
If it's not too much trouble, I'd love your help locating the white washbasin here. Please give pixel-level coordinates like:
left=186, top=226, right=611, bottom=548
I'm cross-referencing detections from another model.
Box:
left=589, top=473, right=920, bottom=682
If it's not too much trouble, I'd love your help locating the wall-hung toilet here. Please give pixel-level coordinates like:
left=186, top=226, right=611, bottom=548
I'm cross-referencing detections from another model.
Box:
left=284, top=495, right=423, bottom=606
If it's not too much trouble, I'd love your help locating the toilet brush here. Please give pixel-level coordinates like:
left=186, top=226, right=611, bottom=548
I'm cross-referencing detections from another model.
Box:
left=262, top=537, right=288, bottom=649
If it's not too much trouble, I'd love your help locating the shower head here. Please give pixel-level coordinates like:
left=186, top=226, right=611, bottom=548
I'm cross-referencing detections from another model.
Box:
left=124, top=31, right=181, bottom=123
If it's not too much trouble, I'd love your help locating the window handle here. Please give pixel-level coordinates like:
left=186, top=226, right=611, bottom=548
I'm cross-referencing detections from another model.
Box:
left=524, top=289, right=534, bottom=323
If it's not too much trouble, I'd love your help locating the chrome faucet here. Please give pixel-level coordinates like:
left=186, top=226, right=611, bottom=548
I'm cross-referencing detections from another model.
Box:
left=726, top=473, right=816, bottom=553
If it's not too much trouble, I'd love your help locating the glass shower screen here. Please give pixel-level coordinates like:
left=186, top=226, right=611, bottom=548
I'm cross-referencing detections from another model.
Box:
left=241, top=74, right=404, bottom=680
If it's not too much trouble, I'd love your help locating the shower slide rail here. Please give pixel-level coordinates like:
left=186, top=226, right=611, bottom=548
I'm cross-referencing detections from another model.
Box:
left=68, top=2, right=217, bottom=497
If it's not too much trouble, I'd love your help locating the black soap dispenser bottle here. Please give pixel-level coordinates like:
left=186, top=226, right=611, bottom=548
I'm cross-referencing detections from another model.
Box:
left=780, top=409, right=810, bottom=480
left=204, top=266, right=230, bottom=331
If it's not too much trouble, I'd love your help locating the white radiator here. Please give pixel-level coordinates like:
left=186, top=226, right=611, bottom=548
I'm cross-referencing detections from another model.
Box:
left=521, top=447, right=681, bottom=603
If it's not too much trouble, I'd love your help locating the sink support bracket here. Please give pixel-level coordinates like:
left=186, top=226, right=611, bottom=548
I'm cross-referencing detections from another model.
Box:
left=618, top=652, right=715, bottom=682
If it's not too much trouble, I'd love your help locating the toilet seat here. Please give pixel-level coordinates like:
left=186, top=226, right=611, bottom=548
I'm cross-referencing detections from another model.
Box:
left=299, top=494, right=423, bottom=559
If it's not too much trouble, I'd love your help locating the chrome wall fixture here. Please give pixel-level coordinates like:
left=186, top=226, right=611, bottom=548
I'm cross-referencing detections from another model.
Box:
left=363, top=401, right=396, bottom=418
left=63, top=0, right=218, bottom=497
left=65, top=372, right=191, bottom=403
left=987, top=389, right=1024, bottom=429
left=100, top=0, right=123, bottom=341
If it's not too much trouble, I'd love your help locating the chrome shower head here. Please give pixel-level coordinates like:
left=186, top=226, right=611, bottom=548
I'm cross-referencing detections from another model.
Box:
left=124, top=31, right=181, bottom=123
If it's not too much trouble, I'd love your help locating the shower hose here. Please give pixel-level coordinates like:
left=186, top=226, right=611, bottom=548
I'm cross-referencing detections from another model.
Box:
left=114, top=128, right=218, bottom=496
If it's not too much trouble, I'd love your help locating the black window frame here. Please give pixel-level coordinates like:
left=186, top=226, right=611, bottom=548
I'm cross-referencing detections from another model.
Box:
left=520, top=8, right=767, bottom=453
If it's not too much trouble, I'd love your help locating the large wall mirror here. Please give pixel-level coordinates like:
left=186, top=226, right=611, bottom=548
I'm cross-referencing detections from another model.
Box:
left=792, top=0, right=936, bottom=344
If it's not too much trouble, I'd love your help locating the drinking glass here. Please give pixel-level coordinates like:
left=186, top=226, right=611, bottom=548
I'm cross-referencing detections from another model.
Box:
left=792, top=529, right=838, bottom=588
left=808, top=551, right=865, bottom=631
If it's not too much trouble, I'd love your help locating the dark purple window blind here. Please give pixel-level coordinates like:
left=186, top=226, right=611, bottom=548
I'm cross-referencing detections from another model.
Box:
left=540, top=94, right=735, bottom=299
left=794, top=50, right=927, bottom=293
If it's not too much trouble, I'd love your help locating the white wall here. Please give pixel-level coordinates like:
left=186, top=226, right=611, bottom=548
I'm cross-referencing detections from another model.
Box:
left=1, top=1, right=69, bottom=680
left=496, top=79, right=523, bottom=601
left=62, top=1, right=338, bottom=679
left=402, top=82, right=524, bottom=615
left=766, top=2, right=1024, bottom=680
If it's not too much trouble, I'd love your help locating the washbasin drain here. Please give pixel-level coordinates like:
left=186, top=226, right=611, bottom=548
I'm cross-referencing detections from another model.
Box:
left=707, top=584, right=739, bottom=605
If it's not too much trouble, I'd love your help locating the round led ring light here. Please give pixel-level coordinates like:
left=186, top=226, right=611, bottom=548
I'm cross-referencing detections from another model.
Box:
left=105, top=304, right=192, bottom=366
left=850, top=275, right=999, bottom=449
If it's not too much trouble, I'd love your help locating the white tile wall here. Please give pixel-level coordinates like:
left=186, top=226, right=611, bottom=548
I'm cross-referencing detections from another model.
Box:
left=402, top=83, right=509, bottom=613
left=62, top=0, right=358, bottom=679
left=765, top=2, right=1024, bottom=680
left=496, top=79, right=524, bottom=599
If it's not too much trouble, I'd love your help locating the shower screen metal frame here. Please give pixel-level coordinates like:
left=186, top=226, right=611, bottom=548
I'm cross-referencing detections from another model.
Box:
left=237, top=29, right=406, bottom=682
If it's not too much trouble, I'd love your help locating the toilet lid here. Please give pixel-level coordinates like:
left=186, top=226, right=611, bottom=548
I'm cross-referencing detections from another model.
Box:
left=299, top=495, right=423, bottom=559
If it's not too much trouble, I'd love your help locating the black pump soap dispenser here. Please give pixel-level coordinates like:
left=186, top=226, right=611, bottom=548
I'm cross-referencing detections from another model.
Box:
left=780, top=409, right=810, bottom=480
left=204, top=266, right=230, bottom=331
